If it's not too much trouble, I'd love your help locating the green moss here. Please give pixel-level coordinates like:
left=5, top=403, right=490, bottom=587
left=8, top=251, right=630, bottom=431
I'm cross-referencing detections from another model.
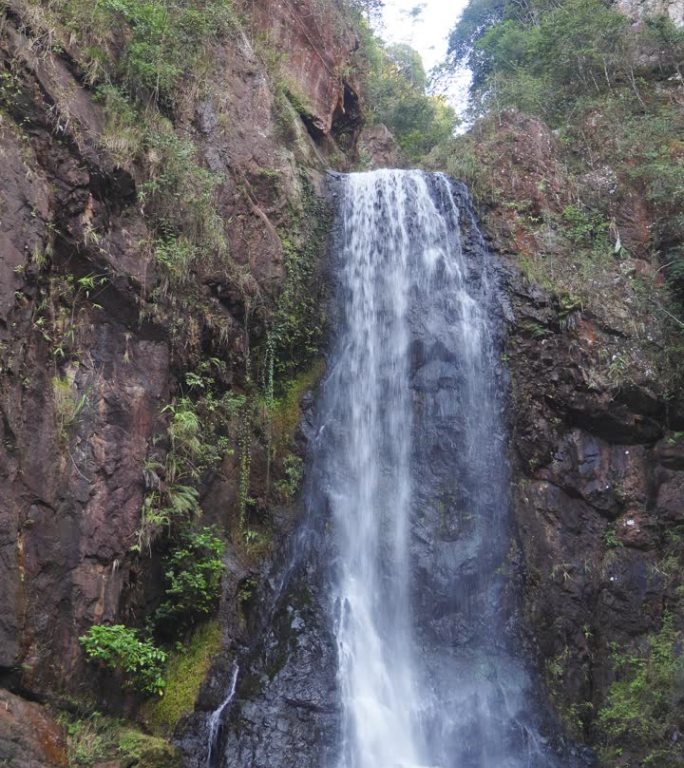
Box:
left=117, top=729, right=181, bottom=768
left=141, top=621, right=221, bottom=737
left=269, top=360, right=324, bottom=444
left=59, top=712, right=180, bottom=767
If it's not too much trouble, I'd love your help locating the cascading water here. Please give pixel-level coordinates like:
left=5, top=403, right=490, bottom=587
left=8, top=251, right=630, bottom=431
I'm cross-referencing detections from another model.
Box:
left=320, top=169, right=559, bottom=768
left=204, top=170, right=586, bottom=768
left=205, top=663, right=239, bottom=768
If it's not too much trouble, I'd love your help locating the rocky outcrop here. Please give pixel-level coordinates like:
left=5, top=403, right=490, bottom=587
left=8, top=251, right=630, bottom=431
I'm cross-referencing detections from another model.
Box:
left=247, top=0, right=362, bottom=143
left=357, top=123, right=399, bottom=167
left=439, top=99, right=684, bottom=761
left=501, top=233, right=684, bottom=754
left=616, top=0, right=684, bottom=25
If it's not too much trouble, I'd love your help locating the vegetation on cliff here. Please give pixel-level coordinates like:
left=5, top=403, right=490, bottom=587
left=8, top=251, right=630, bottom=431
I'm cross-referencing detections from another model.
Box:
left=446, top=0, right=684, bottom=314
left=0, top=0, right=374, bottom=761
left=360, top=37, right=457, bottom=161
left=2, top=0, right=681, bottom=763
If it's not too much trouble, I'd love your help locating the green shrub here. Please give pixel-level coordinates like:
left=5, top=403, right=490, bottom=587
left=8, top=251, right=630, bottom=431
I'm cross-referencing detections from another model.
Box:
left=560, top=204, right=610, bottom=247
left=155, top=528, right=225, bottom=631
left=597, top=614, right=684, bottom=766
left=80, top=625, right=167, bottom=696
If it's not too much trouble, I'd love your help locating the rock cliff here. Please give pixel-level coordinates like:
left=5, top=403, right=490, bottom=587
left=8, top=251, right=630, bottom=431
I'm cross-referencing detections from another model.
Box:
left=0, top=0, right=364, bottom=762
left=1, top=0, right=682, bottom=765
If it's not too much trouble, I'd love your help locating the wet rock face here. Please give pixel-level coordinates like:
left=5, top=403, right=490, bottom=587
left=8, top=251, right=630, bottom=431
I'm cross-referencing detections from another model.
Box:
left=175, top=531, right=341, bottom=768
left=219, top=563, right=340, bottom=768
left=9, top=330, right=170, bottom=694
left=506, top=271, right=683, bottom=736
left=0, top=688, right=68, bottom=768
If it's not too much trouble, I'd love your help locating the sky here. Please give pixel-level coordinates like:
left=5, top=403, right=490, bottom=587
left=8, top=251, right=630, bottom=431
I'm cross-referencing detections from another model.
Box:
left=376, top=0, right=472, bottom=118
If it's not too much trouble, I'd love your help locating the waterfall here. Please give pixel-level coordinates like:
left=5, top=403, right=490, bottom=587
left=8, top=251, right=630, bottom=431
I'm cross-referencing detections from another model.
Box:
left=205, top=663, right=239, bottom=768
left=318, top=170, right=560, bottom=768
left=207, top=170, right=583, bottom=768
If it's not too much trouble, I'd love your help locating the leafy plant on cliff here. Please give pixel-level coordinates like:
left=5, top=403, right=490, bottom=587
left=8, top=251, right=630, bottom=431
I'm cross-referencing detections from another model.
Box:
left=447, top=0, right=682, bottom=125
left=155, top=527, right=225, bottom=633
left=135, top=371, right=243, bottom=554
left=52, top=374, right=88, bottom=439
left=596, top=614, right=684, bottom=767
left=80, top=625, right=167, bottom=696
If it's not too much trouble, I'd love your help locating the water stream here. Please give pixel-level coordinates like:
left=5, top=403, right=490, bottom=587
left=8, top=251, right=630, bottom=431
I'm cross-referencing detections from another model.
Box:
left=207, top=170, right=579, bottom=768
left=321, top=170, right=558, bottom=768
left=206, top=663, right=239, bottom=768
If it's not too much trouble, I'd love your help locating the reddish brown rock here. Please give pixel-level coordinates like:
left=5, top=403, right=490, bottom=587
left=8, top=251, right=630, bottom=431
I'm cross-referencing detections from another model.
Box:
left=468, top=109, right=572, bottom=215
left=247, top=0, right=360, bottom=139
left=0, top=688, right=67, bottom=768
left=0, top=0, right=360, bottom=706
left=358, top=124, right=399, bottom=168
left=616, top=510, right=658, bottom=549
left=0, top=117, right=50, bottom=322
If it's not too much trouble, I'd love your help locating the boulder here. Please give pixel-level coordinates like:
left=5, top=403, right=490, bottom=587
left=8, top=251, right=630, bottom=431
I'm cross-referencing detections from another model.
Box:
left=0, top=689, right=67, bottom=768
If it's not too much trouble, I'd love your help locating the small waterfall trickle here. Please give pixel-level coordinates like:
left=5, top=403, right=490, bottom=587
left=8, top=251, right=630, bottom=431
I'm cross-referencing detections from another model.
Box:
left=205, top=663, right=239, bottom=768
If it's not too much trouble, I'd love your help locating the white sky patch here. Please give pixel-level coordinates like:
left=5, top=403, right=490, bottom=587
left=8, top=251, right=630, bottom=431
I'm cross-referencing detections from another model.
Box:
left=376, top=0, right=472, bottom=120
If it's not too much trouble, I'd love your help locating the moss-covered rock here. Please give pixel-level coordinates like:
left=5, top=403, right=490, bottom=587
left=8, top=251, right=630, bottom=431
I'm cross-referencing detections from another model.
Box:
left=140, top=622, right=222, bottom=738
left=59, top=712, right=180, bottom=767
